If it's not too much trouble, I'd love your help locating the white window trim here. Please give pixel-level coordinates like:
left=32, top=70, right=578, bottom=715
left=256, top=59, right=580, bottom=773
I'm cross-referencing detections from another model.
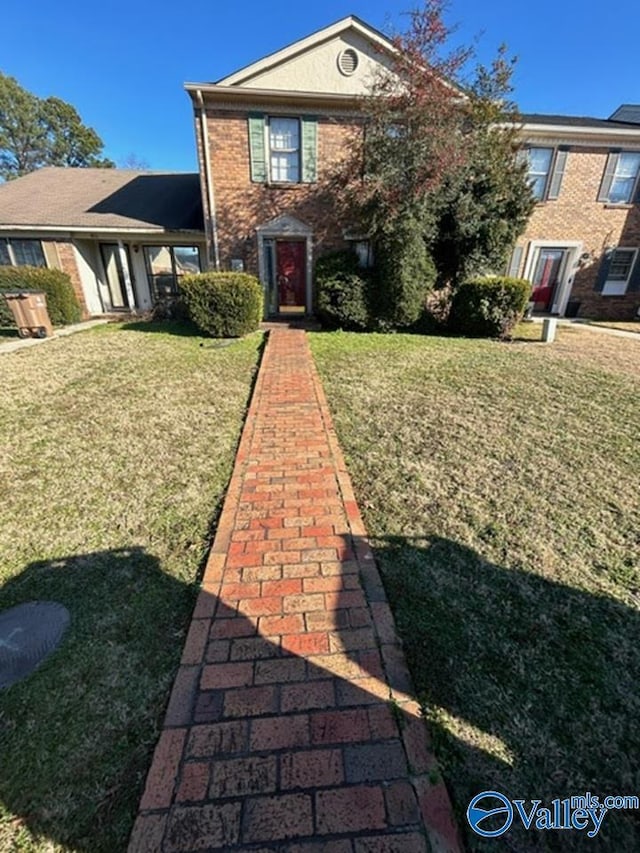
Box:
left=602, top=247, right=638, bottom=296
left=527, top=146, right=554, bottom=201
left=265, top=116, right=301, bottom=184
left=608, top=153, right=640, bottom=204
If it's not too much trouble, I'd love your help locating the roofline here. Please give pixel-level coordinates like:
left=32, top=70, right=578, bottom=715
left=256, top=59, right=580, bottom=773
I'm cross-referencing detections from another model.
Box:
left=516, top=120, right=640, bottom=141
left=185, top=84, right=365, bottom=110
left=0, top=224, right=205, bottom=236
left=211, top=15, right=395, bottom=88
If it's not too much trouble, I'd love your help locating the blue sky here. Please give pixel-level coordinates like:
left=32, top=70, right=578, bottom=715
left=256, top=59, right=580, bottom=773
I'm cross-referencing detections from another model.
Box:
left=3, top=0, right=639, bottom=172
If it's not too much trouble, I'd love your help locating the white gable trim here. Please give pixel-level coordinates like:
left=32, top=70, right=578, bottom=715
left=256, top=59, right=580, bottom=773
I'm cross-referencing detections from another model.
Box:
left=217, top=16, right=395, bottom=87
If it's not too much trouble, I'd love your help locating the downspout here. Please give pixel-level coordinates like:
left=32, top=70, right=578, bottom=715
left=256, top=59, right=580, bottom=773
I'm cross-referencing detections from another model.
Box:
left=196, top=89, right=220, bottom=271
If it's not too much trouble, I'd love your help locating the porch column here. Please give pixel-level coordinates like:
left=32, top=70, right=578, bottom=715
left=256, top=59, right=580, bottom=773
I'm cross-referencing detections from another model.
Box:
left=117, top=240, right=137, bottom=312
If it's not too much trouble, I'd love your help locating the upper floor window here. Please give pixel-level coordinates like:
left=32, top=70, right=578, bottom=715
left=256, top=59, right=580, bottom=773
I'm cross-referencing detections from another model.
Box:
left=269, top=118, right=300, bottom=183
left=521, top=146, right=568, bottom=202
left=526, top=148, right=554, bottom=200
left=609, top=152, right=640, bottom=203
left=248, top=113, right=317, bottom=184
left=0, top=238, right=46, bottom=267
left=598, top=151, right=640, bottom=204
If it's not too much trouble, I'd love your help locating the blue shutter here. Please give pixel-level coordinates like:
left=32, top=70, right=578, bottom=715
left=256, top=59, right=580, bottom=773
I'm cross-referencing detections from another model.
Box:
left=594, top=249, right=614, bottom=291
left=627, top=251, right=640, bottom=292
left=597, top=152, right=620, bottom=202
left=547, top=147, right=569, bottom=200
left=248, top=114, right=267, bottom=183
left=301, top=116, right=318, bottom=183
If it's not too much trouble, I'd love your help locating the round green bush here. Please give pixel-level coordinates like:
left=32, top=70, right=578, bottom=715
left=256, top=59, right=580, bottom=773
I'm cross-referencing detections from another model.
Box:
left=180, top=272, right=263, bottom=337
left=315, top=251, right=370, bottom=331
left=448, top=276, right=532, bottom=339
left=0, top=266, right=81, bottom=326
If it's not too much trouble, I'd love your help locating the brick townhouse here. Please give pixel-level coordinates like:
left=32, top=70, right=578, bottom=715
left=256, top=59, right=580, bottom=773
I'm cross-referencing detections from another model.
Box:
left=1, top=16, right=640, bottom=321
left=185, top=16, right=395, bottom=318
left=512, top=106, right=640, bottom=320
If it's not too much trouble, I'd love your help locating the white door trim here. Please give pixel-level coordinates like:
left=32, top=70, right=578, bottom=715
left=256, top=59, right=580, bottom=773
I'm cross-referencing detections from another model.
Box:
left=523, top=240, right=583, bottom=315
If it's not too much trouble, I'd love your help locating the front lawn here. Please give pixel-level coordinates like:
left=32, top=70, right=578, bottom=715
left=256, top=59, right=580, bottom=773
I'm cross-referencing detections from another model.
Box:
left=584, top=320, right=640, bottom=335
left=310, top=327, right=640, bottom=851
left=0, top=323, right=261, bottom=852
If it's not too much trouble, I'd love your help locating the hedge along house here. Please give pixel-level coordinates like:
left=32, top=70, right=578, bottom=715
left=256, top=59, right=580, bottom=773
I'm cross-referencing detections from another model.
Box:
left=511, top=107, right=640, bottom=320
left=185, top=16, right=397, bottom=319
left=0, top=167, right=205, bottom=318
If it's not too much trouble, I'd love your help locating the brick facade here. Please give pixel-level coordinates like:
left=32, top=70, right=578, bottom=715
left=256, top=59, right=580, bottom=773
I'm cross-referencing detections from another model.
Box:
left=515, top=145, right=640, bottom=320
left=198, top=105, right=362, bottom=279
left=54, top=240, right=90, bottom=318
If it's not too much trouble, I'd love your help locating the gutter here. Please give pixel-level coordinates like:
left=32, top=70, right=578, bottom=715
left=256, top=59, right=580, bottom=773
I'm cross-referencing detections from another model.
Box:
left=196, top=89, right=220, bottom=271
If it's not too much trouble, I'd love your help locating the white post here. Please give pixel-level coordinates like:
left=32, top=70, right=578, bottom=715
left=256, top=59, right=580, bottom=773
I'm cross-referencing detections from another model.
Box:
left=117, top=241, right=136, bottom=312
left=542, top=317, right=557, bottom=343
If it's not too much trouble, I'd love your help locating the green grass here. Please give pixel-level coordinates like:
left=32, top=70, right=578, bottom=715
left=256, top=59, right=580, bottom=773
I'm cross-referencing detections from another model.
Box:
left=310, top=327, right=640, bottom=851
left=0, top=322, right=262, bottom=852
left=584, top=320, right=640, bottom=335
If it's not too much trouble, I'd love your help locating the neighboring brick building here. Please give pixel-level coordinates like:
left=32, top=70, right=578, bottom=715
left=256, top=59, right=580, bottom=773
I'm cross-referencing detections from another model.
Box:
left=185, top=16, right=395, bottom=317
left=510, top=111, right=640, bottom=320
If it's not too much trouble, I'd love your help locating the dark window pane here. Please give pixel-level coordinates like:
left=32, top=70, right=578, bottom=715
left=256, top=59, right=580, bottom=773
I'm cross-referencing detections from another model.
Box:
left=0, top=240, right=10, bottom=266
left=11, top=240, right=45, bottom=267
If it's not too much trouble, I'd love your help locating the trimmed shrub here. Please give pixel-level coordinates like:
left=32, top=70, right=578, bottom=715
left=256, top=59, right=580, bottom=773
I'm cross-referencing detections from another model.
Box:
left=374, top=216, right=437, bottom=330
left=0, top=266, right=81, bottom=326
left=315, top=250, right=370, bottom=331
left=448, top=276, right=531, bottom=339
left=180, top=272, right=263, bottom=337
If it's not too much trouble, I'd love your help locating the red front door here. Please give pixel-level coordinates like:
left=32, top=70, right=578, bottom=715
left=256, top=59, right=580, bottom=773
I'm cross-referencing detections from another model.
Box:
left=531, top=249, right=565, bottom=311
left=276, top=241, right=306, bottom=313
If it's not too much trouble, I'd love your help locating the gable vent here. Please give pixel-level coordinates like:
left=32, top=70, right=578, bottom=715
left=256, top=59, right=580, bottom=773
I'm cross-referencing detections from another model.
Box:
left=338, top=48, right=359, bottom=76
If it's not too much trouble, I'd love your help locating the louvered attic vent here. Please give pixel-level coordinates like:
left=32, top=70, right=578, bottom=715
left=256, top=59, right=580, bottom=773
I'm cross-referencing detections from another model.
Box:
left=338, top=48, right=359, bottom=76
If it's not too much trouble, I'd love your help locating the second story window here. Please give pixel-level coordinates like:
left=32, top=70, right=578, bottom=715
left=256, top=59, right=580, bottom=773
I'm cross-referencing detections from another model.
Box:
left=608, top=152, right=640, bottom=203
left=269, top=118, right=300, bottom=183
left=248, top=113, right=317, bottom=184
left=526, top=148, right=554, bottom=200
left=598, top=150, right=640, bottom=204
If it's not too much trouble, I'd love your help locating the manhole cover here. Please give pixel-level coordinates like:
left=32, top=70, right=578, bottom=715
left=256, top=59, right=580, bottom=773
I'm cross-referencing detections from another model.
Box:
left=0, top=602, right=70, bottom=689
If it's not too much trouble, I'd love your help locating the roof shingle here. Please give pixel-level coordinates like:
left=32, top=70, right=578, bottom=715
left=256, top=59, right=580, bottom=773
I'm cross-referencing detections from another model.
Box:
left=0, top=167, right=204, bottom=232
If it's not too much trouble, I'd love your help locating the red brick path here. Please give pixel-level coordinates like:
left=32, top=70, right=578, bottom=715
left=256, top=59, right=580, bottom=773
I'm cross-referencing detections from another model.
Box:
left=129, top=330, right=462, bottom=853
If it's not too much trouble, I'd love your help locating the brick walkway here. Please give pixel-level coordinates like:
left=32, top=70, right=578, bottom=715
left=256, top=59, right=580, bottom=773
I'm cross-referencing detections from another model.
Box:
left=129, top=330, right=462, bottom=853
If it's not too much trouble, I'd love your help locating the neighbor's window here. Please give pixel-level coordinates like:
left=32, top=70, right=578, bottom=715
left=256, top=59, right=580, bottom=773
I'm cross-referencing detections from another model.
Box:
left=269, top=117, right=300, bottom=183
left=603, top=247, right=638, bottom=296
left=144, top=245, right=201, bottom=301
left=526, top=148, right=554, bottom=200
left=0, top=238, right=46, bottom=267
left=608, top=152, right=640, bottom=203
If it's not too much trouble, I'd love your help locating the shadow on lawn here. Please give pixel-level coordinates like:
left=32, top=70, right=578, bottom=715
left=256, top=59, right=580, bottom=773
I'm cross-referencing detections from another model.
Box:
left=370, top=534, right=640, bottom=851
left=0, top=547, right=196, bottom=852
left=4, top=536, right=638, bottom=851
left=120, top=319, right=201, bottom=337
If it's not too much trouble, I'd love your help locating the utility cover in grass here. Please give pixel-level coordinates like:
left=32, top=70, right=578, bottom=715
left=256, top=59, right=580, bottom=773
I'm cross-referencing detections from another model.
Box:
left=0, top=602, right=70, bottom=689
